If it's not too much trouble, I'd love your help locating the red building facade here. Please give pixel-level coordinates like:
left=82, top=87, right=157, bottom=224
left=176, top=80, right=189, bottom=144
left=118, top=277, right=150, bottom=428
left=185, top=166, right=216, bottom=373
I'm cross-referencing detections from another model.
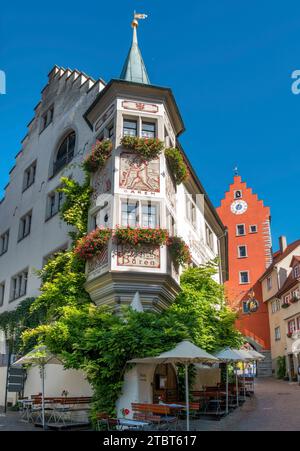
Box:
left=217, top=176, right=272, bottom=350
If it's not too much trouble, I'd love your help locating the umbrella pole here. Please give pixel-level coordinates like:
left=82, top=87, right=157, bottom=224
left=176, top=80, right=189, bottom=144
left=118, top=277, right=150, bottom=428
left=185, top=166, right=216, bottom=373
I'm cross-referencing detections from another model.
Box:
left=226, top=364, right=229, bottom=415
left=41, top=364, right=45, bottom=429
left=185, top=363, right=190, bottom=432
left=243, top=362, right=246, bottom=399
left=235, top=365, right=239, bottom=407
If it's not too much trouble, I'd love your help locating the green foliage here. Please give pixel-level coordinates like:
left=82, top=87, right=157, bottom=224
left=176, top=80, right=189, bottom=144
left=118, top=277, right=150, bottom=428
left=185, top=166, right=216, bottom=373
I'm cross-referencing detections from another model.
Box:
left=58, top=176, right=92, bottom=241
left=74, top=228, right=112, bottom=261
left=83, top=140, right=113, bottom=173
left=276, top=356, right=287, bottom=379
left=121, top=136, right=164, bottom=160
left=165, top=148, right=188, bottom=185
left=167, top=236, right=192, bottom=268
left=0, top=298, right=47, bottom=354
left=19, top=170, right=241, bottom=424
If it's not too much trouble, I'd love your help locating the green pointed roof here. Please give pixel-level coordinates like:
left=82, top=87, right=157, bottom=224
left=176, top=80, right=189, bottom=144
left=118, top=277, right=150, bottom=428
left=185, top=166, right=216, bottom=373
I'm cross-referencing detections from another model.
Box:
left=120, top=25, right=150, bottom=85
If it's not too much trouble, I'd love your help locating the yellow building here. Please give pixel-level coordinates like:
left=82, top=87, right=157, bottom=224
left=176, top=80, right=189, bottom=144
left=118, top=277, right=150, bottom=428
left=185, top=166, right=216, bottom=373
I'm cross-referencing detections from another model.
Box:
left=260, top=237, right=300, bottom=379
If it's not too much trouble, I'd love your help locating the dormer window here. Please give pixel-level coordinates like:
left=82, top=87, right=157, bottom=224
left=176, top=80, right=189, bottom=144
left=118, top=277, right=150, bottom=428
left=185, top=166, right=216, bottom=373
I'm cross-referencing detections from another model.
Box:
left=294, top=265, right=300, bottom=279
left=234, top=190, right=242, bottom=199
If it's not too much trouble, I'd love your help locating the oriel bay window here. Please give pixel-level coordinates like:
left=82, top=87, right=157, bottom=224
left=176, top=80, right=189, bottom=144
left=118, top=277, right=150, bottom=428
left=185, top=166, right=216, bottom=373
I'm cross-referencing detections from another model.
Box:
left=121, top=199, right=160, bottom=228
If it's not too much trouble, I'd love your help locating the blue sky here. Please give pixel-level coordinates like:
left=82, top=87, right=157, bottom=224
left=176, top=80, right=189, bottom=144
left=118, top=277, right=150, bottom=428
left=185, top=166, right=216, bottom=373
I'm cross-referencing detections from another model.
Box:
left=0, top=0, right=299, bottom=249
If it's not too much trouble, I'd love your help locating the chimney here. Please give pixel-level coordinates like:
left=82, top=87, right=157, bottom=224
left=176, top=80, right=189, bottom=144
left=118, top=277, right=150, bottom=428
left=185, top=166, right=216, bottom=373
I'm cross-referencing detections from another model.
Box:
left=279, top=236, right=287, bottom=254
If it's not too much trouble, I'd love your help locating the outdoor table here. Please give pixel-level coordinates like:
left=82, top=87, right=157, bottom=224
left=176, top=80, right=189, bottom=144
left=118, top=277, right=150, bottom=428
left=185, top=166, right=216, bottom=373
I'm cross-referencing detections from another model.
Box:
left=118, top=418, right=150, bottom=430
left=19, top=399, right=34, bottom=422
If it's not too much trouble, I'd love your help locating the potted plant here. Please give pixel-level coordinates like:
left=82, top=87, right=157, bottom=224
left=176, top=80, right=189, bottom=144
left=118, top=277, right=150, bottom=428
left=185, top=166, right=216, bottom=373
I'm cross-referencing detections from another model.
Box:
left=165, top=147, right=188, bottom=185
left=121, top=408, right=130, bottom=419
left=83, top=140, right=113, bottom=173
left=287, top=332, right=293, bottom=338
left=74, top=228, right=112, bottom=260
left=281, top=302, right=290, bottom=309
left=121, top=136, right=164, bottom=160
left=167, top=236, right=192, bottom=267
left=114, top=227, right=169, bottom=247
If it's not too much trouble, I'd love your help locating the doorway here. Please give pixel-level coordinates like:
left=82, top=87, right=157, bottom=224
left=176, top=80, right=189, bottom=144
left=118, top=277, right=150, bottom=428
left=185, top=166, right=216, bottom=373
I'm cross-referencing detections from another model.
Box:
left=153, top=364, right=178, bottom=403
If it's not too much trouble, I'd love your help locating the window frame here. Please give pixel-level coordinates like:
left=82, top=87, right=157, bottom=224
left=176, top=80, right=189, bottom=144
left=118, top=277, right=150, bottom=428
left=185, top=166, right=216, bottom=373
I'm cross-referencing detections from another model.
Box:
left=234, top=190, right=243, bottom=199
left=10, top=269, right=28, bottom=302
left=23, top=160, right=37, bottom=192
left=0, top=282, right=5, bottom=306
left=46, top=187, right=64, bottom=221
left=53, top=131, right=76, bottom=176
left=0, top=230, right=9, bottom=256
left=249, top=225, right=258, bottom=234
left=120, top=198, right=160, bottom=229
left=294, top=265, right=300, bottom=279
left=236, top=224, right=246, bottom=236
left=238, top=245, right=248, bottom=259
left=239, top=271, right=250, bottom=285
left=275, top=326, right=281, bottom=341
left=18, top=211, right=32, bottom=242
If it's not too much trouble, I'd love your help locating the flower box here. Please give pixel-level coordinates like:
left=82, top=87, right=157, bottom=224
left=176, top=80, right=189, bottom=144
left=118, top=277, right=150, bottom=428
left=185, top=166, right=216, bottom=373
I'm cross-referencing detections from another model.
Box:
left=121, top=136, right=164, bottom=160
left=167, top=236, right=192, bottom=267
left=281, top=302, right=290, bottom=309
left=74, top=228, right=112, bottom=260
left=165, top=147, right=188, bottom=185
left=287, top=333, right=293, bottom=338
left=83, top=140, right=113, bottom=173
left=114, top=227, right=168, bottom=247
left=290, top=296, right=299, bottom=304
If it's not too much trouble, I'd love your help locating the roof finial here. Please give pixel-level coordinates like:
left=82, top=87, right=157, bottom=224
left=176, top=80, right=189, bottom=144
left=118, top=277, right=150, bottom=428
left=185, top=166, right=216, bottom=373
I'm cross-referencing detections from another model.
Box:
left=234, top=165, right=239, bottom=176
left=120, top=11, right=150, bottom=84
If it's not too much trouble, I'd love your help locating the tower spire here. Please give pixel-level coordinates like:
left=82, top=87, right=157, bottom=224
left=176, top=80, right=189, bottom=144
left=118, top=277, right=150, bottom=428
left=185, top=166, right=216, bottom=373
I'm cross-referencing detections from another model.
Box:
left=120, top=12, right=150, bottom=85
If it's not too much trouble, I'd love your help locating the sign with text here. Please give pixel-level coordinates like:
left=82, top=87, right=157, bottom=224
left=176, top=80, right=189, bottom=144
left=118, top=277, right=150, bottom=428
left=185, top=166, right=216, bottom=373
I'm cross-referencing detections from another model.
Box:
left=117, top=245, right=160, bottom=268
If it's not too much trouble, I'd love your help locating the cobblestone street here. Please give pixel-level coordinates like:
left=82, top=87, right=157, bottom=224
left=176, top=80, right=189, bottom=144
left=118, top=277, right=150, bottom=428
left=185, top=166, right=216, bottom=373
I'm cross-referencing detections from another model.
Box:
left=194, top=377, right=300, bottom=431
left=0, top=378, right=299, bottom=431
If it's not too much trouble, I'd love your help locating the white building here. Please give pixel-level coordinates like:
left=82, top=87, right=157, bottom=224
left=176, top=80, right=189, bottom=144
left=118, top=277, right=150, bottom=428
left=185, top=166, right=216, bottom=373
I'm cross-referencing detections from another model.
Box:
left=0, top=19, right=228, bottom=409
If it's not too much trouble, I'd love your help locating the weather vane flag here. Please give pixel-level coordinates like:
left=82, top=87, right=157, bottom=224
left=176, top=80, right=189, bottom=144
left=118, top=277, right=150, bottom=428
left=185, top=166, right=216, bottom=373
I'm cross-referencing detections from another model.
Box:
left=132, top=11, right=148, bottom=27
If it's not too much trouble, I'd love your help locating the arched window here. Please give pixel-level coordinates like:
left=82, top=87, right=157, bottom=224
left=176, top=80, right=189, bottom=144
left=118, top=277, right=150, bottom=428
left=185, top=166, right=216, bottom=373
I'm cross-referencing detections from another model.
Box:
left=53, top=131, right=76, bottom=175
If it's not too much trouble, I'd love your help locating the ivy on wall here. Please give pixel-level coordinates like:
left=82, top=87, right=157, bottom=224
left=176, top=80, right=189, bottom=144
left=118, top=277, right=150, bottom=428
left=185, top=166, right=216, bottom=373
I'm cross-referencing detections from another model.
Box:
left=0, top=152, right=242, bottom=424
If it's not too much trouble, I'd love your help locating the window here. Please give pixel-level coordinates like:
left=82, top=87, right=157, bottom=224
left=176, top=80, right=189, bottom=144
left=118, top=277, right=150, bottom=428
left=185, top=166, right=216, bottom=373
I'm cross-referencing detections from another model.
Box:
left=276, top=298, right=281, bottom=311
left=167, top=211, right=176, bottom=236
left=238, top=245, right=247, bottom=258
left=205, top=224, right=214, bottom=251
left=10, top=270, right=28, bottom=302
left=46, top=189, right=64, bottom=220
left=242, top=301, right=250, bottom=314
left=141, top=122, right=156, bottom=139
left=234, top=190, right=242, bottom=199
left=23, top=161, right=37, bottom=191
left=284, top=294, right=291, bottom=304
left=0, top=282, right=5, bottom=306
left=108, top=123, right=114, bottom=139
left=186, top=195, right=197, bottom=229
left=267, top=276, right=272, bottom=291
left=53, top=131, right=76, bottom=175
left=292, top=290, right=300, bottom=301
left=121, top=201, right=139, bottom=227
left=275, top=327, right=281, bottom=341
left=294, top=265, right=300, bottom=279
left=236, top=224, right=245, bottom=236
left=41, top=105, right=54, bottom=132
left=121, top=200, right=160, bottom=228
left=297, top=317, right=300, bottom=331
left=123, top=120, right=137, bottom=137
left=271, top=301, right=277, bottom=314
left=141, top=202, right=159, bottom=228
left=240, top=271, right=250, bottom=284
left=250, top=225, right=258, bottom=234
left=288, top=320, right=296, bottom=335
left=18, top=211, right=32, bottom=241
left=43, top=245, right=68, bottom=267
left=0, top=230, right=9, bottom=256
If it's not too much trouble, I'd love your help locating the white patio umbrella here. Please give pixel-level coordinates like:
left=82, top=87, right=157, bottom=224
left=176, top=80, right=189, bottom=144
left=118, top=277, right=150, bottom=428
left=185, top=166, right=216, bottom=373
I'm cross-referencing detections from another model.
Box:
left=214, top=348, right=247, bottom=414
left=129, top=340, right=219, bottom=431
left=12, top=345, right=62, bottom=429
left=232, top=349, right=255, bottom=399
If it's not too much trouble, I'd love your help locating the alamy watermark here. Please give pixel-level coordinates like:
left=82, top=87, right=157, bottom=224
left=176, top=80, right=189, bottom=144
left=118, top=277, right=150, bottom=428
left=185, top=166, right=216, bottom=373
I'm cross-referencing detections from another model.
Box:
left=291, top=70, right=300, bottom=95
left=0, top=70, right=6, bottom=94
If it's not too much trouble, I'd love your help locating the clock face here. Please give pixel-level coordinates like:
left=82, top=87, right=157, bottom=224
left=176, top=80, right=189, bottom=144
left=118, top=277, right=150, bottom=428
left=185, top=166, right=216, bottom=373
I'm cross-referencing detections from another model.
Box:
left=231, top=200, right=248, bottom=215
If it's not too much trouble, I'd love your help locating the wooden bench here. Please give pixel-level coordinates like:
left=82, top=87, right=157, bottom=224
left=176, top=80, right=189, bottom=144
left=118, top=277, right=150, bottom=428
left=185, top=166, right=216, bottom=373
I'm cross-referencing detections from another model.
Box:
left=131, top=403, right=178, bottom=430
